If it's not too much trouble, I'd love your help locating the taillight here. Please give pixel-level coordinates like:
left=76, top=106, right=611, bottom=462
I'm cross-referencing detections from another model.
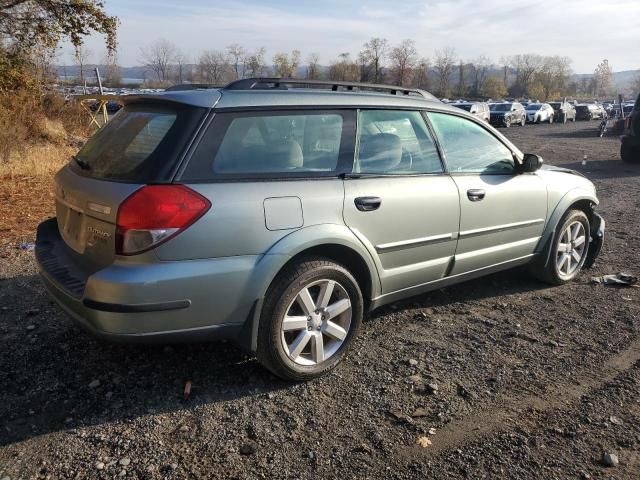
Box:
left=116, top=185, right=211, bottom=255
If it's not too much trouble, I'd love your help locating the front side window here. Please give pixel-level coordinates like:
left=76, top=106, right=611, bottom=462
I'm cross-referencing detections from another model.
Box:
left=182, top=110, right=352, bottom=179
left=428, top=112, right=515, bottom=174
left=355, top=110, right=443, bottom=174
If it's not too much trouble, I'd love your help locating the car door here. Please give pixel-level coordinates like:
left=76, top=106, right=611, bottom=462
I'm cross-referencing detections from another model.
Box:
left=427, top=111, right=547, bottom=275
left=343, top=109, right=460, bottom=294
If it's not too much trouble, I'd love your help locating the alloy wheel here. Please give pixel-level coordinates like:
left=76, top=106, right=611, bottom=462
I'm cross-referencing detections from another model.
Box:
left=280, top=279, right=352, bottom=366
left=556, top=221, right=587, bottom=278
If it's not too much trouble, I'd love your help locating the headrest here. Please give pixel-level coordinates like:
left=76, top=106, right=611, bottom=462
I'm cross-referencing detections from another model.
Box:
left=358, top=133, right=402, bottom=172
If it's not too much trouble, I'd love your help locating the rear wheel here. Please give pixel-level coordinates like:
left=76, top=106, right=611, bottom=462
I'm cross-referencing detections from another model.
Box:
left=257, top=257, right=363, bottom=381
left=531, top=209, right=590, bottom=285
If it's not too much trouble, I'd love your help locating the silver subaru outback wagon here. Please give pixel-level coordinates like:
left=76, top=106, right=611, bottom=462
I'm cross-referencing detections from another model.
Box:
left=36, top=78, right=604, bottom=380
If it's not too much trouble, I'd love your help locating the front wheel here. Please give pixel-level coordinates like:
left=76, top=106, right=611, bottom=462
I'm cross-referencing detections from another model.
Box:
left=549, top=115, right=554, bottom=124
left=520, top=116, right=526, bottom=127
left=621, top=142, right=640, bottom=163
left=504, top=117, right=511, bottom=128
left=257, top=257, right=364, bottom=381
left=531, top=209, right=590, bottom=285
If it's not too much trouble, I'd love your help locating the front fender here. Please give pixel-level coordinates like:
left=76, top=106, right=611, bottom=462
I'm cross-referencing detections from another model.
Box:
left=536, top=187, right=599, bottom=264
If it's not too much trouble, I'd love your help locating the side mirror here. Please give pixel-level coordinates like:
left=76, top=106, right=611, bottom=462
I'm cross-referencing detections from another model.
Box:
left=518, top=153, right=543, bottom=173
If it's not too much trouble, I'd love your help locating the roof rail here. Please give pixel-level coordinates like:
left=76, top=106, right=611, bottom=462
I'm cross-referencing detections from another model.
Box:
left=222, top=77, right=436, bottom=100
left=165, top=83, right=224, bottom=92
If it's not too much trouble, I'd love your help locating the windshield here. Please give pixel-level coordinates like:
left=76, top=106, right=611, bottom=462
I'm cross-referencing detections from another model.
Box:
left=453, top=104, right=472, bottom=111
left=73, top=104, right=205, bottom=182
left=549, top=103, right=560, bottom=109
left=490, top=104, right=511, bottom=112
left=526, top=104, right=542, bottom=110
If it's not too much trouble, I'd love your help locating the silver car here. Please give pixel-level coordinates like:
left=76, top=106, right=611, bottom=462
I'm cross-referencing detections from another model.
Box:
left=451, top=102, right=490, bottom=122
left=36, top=78, right=605, bottom=380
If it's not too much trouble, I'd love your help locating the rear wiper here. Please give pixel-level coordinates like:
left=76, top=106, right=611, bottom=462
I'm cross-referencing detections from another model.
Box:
left=73, top=156, right=91, bottom=170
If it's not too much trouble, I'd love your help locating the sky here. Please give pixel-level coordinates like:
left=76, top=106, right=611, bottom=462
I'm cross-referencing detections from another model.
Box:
left=65, top=0, right=640, bottom=74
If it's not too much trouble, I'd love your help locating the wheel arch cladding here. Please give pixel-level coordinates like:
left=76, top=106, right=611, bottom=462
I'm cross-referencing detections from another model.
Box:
left=237, top=224, right=381, bottom=352
left=537, top=189, right=599, bottom=267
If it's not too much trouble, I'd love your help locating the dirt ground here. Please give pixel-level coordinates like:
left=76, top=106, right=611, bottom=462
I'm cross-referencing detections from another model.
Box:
left=1, top=120, right=639, bottom=480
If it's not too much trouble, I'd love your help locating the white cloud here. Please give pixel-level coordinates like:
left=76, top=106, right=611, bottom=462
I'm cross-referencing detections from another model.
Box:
left=69, top=0, right=640, bottom=73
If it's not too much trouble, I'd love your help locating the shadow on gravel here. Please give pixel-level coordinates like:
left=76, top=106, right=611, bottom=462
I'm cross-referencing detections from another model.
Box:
left=0, top=267, right=561, bottom=447
left=536, top=124, right=605, bottom=139
left=0, top=274, right=290, bottom=447
left=557, top=160, right=640, bottom=180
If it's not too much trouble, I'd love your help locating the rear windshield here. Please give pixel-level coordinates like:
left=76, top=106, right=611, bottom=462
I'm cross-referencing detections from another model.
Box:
left=453, top=104, right=472, bottom=111
left=72, top=103, right=205, bottom=182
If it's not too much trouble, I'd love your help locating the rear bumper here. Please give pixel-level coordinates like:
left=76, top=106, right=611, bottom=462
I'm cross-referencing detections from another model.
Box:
left=35, top=218, right=265, bottom=343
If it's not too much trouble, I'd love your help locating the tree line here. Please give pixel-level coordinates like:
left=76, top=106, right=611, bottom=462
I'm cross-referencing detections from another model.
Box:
left=130, top=38, right=627, bottom=100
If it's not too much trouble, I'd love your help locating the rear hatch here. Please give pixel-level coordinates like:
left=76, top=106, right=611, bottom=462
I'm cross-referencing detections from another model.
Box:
left=54, top=101, right=207, bottom=272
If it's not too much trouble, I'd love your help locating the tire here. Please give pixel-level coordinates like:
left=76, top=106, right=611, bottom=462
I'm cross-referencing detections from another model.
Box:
left=571, top=115, right=576, bottom=122
left=256, top=256, right=364, bottom=381
left=504, top=117, right=511, bottom=128
left=549, top=114, right=554, bottom=124
left=520, top=116, right=526, bottom=127
left=621, top=142, right=640, bottom=163
left=562, top=113, right=567, bottom=124
left=530, top=209, right=590, bottom=285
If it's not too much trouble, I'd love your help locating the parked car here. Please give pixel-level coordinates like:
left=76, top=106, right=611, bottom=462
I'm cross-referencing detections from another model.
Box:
left=575, top=104, right=603, bottom=121
left=549, top=101, right=576, bottom=123
left=451, top=102, right=490, bottom=122
left=525, top=103, right=555, bottom=124
left=489, top=102, right=526, bottom=127
left=35, top=78, right=605, bottom=380
left=621, top=93, right=640, bottom=163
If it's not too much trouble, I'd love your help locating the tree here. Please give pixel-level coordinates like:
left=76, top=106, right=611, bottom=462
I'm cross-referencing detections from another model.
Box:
left=198, top=50, right=230, bottom=85
left=140, top=38, right=176, bottom=85
left=455, top=60, right=466, bottom=97
left=470, top=55, right=491, bottom=97
left=103, top=50, right=121, bottom=86
left=528, top=81, right=545, bottom=101
left=593, top=59, right=613, bottom=97
left=73, top=44, right=91, bottom=85
left=411, top=58, right=430, bottom=90
left=535, top=56, right=572, bottom=100
left=306, top=53, right=320, bottom=80
left=328, top=53, right=359, bottom=82
left=389, top=39, right=417, bottom=87
left=226, top=43, right=245, bottom=79
left=272, top=50, right=300, bottom=78
left=0, top=0, right=117, bottom=91
left=508, top=54, right=543, bottom=97
left=482, top=76, right=507, bottom=99
left=434, top=47, right=456, bottom=97
left=361, top=37, right=387, bottom=83
left=244, top=47, right=266, bottom=77
left=174, top=50, right=190, bottom=85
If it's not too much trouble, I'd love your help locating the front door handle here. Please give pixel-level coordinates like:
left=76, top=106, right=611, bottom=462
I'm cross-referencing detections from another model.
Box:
left=467, top=189, right=486, bottom=202
left=355, top=196, right=382, bottom=212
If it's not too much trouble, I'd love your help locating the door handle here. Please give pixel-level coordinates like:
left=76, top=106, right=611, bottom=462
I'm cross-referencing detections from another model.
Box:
left=354, top=196, right=382, bottom=212
left=467, top=189, right=486, bottom=202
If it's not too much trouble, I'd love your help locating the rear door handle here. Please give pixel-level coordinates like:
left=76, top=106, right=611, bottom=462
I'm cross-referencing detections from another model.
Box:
left=354, top=196, right=382, bottom=212
left=467, top=189, right=486, bottom=202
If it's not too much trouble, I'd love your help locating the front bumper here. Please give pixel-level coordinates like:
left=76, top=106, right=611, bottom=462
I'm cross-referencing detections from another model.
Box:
left=489, top=115, right=506, bottom=126
left=35, top=218, right=263, bottom=343
left=584, top=212, right=605, bottom=268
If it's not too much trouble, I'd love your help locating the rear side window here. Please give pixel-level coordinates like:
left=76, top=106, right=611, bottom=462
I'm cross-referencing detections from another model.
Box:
left=182, top=110, right=355, bottom=179
left=72, top=104, right=205, bottom=182
left=355, top=110, right=443, bottom=174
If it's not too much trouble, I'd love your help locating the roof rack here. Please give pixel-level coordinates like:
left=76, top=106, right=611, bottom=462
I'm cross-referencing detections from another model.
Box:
left=165, top=83, right=224, bottom=92
left=222, top=77, right=436, bottom=100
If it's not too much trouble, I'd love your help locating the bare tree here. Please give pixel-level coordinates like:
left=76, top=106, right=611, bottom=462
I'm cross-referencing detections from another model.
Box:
left=389, top=39, right=417, bottom=87
left=593, top=59, right=613, bottom=97
left=140, top=39, right=177, bottom=85
left=245, top=47, right=266, bottom=77
left=509, top=53, right=544, bottom=97
left=361, top=37, right=388, bottom=83
left=272, top=50, right=301, bottom=78
left=411, top=58, right=430, bottom=90
left=73, top=44, right=92, bottom=85
left=535, top=56, right=572, bottom=100
left=227, top=43, right=246, bottom=79
left=434, top=47, right=456, bottom=97
left=102, top=50, right=121, bottom=86
left=328, top=53, right=359, bottom=82
left=470, top=55, right=491, bottom=97
left=306, top=53, right=321, bottom=80
left=455, top=60, right=465, bottom=97
left=174, top=50, right=190, bottom=85
left=198, top=50, right=230, bottom=85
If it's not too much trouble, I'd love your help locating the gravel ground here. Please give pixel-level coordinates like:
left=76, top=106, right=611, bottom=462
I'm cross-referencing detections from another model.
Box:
left=1, top=120, right=639, bottom=479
